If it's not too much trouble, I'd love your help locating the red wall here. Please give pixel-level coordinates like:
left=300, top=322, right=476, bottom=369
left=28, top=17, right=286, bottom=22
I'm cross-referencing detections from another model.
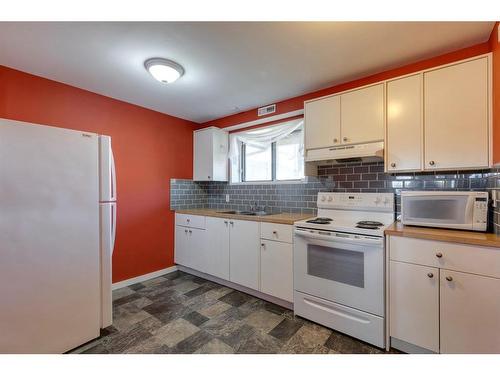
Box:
left=490, top=23, right=500, bottom=164
left=200, top=42, right=491, bottom=130
left=0, top=65, right=196, bottom=282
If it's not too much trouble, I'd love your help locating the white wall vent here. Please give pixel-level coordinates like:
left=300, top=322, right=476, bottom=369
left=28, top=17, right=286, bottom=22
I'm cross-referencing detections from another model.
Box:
left=257, top=104, right=276, bottom=117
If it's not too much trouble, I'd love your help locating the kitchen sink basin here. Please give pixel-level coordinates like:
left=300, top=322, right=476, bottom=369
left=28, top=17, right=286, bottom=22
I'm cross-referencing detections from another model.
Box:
left=216, top=210, right=270, bottom=216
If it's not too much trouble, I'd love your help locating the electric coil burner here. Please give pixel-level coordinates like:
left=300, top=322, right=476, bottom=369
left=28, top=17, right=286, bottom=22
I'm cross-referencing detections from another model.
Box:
left=306, top=217, right=333, bottom=224
left=356, top=220, right=384, bottom=229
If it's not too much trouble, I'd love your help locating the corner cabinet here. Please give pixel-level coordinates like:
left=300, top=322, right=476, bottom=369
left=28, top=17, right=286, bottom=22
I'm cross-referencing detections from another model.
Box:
left=193, top=127, right=228, bottom=181
left=387, top=235, right=500, bottom=353
left=386, top=55, right=491, bottom=172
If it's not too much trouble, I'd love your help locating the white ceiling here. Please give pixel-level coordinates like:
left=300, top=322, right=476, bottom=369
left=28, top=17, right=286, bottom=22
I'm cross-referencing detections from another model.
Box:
left=0, top=22, right=494, bottom=123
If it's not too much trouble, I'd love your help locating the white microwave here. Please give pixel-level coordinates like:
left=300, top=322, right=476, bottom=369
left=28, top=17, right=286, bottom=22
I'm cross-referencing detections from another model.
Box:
left=401, top=191, right=488, bottom=232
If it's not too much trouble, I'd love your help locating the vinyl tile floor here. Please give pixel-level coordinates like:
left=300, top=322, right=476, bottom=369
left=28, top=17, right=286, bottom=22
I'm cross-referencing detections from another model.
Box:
left=70, top=271, right=399, bottom=354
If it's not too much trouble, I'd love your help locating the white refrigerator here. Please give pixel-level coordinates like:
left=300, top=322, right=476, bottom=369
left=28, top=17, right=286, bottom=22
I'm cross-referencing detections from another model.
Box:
left=0, top=118, right=116, bottom=353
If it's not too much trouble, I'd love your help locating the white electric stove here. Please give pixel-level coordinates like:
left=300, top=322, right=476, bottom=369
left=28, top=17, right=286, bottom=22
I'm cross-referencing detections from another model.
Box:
left=293, top=192, right=395, bottom=348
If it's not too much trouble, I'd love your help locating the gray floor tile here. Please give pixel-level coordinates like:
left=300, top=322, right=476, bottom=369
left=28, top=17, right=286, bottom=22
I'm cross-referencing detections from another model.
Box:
left=72, top=270, right=394, bottom=355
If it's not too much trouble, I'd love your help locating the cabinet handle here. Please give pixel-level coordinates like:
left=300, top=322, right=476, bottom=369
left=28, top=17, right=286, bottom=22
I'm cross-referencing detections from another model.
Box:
left=224, top=220, right=228, bottom=224
left=343, top=137, right=348, bottom=142
left=435, top=252, right=443, bottom=258
left=427, top=272, right=434, bottom=278
left=333, top=138, right=338, bottom=143
left=229, top=221, right=234, bottom=225
left=207, top=175, right=211, bottom=179
left=184, top=229, right=188, bottom=233
left=429, top=160, right=435, bottom=166
left=261, top=243, right=265, bottom=248
left=445, top=276, right=453, bottom=282
left=272, top=230, right=277, bottom=235
left=186, top=218, right=190, bottom=222
left=189, top=230, right=192, bottom=234
left=390, top=162, right=396, bottom=168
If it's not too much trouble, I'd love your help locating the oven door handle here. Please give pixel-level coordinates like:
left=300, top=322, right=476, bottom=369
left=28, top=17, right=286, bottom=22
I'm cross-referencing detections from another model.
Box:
left=294, top=228, right=383, bottom=246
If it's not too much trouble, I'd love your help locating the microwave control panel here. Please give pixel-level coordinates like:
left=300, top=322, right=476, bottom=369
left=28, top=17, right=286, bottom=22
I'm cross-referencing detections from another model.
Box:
left=473, top=197, right=488, bottom=227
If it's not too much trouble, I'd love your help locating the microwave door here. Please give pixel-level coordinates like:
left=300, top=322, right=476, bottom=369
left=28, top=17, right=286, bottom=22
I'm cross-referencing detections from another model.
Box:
left=402, top=194, right=472, bottom=229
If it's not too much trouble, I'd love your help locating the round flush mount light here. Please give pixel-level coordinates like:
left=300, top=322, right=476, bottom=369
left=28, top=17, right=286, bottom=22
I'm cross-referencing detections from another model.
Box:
left=144, top=58, right=184, bottom=84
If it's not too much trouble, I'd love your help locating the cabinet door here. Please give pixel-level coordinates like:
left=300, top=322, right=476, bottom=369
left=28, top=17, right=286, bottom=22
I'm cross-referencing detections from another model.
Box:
left=193, top=129, right=213, bottom=181
left=260, top=240, right=293, bottom=302
left=205, top=217, right=230, bottom=280
left=174, top=225, right=190, bottom=267
left=211, top=129, right=228, bottom=181
left=424, top=57, right=489, bottom=170
left=304, top=95, right=341, bottom=149
left=440, top=270, right=500, bottom=353
left=341, top=83, right=384, bottom=145
left=386, top=75, right=422, bottom=172
left=389, top=261, right=439, bottom=352
left=229, top=219, right=260, bottom=290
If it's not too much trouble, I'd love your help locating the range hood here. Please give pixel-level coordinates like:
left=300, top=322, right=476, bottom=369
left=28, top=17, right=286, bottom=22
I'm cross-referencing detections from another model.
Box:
left=305, top=141, right=384, bottom=163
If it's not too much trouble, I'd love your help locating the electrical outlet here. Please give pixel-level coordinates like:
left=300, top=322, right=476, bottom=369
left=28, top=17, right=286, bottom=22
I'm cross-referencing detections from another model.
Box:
left=225, top=194, right=230, bottom=203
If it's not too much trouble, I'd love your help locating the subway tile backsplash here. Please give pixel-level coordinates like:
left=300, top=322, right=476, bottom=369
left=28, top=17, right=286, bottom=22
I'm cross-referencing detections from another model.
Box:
left=171, top=161, right=500, bottom=232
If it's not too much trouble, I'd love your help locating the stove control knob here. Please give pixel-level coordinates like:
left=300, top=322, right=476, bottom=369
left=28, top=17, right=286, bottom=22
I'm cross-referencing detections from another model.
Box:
left=320, top=196, right=326, bottom=202
left=327, top=196, right=333, bottom=202
left=384, top=197, right=391, bottom=205
left=374, top=197, right=381, bottom=205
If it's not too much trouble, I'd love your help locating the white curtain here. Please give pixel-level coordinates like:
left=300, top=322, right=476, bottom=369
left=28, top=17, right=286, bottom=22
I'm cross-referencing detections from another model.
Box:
left=229, top=118, right=303, bottom=182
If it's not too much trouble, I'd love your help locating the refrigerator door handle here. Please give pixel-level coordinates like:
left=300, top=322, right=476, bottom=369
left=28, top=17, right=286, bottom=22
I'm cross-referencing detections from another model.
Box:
left=110, top=148, right=117, bottom=201
left=111, top=203, right=116, bottom=254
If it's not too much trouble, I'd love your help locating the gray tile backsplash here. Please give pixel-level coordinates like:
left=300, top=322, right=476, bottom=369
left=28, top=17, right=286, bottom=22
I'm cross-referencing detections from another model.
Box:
left=171, top=161, right=500, bottom=232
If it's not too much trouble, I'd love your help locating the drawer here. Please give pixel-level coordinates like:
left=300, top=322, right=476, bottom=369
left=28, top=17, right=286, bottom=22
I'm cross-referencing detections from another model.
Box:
left=175, top=213, right=205, bottom=229
left=261, top=222, right=293, bottom=243
left=389, top=236, right=500, bottom=279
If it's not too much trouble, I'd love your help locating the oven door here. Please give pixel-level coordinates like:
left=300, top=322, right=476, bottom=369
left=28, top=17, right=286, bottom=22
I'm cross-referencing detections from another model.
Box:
left=294, top=228, right=384, bottom=317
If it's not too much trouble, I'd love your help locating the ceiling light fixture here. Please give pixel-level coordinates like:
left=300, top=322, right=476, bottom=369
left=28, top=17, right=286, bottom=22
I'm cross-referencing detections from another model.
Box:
left=144, top=58, right=184, bottom=84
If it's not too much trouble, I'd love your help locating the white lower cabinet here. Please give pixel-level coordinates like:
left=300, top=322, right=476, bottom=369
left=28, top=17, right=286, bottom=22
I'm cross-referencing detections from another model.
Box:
left=388, top=235, right=500, bottom=353
left=389, top=261, right=439, bottom=352
left=175, top=214, right=295, bottom=303
left=204, top=217, right=230, bottom=280
left=229, top=219, right=260, bottom=290
left=174, top=224, right=205, bottom=270
left=260, top=239, right=293, bottom=302
left=440, top=270, right=500, bottom=354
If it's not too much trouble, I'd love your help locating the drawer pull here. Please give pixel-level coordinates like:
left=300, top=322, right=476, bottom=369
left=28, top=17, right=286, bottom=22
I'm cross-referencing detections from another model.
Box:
left=427, top=273, right=434, bottom=278
left=188, top=230, right=192, bottom=234
left=224, top=220, right=228, bottom=224
left=184, top=229, right=188, bottom=233
left=436, top=252, right=443, bottom=258
left=445, top=276, right=453, bottom=282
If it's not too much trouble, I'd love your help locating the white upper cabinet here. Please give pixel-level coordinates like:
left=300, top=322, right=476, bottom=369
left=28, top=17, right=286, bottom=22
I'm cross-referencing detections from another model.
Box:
left=304, top=95, right=341, bottom=149
left=424, top=57, right=490, bottom=170
left=193, top=127, right=228, bottom=181
left=386, top=74, right=422, bottom=172
left=340, top=83, right=384, bottom=145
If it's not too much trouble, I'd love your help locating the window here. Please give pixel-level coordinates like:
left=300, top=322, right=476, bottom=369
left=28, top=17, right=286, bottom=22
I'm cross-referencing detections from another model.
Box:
left=230, top=119, right=304, bottom=183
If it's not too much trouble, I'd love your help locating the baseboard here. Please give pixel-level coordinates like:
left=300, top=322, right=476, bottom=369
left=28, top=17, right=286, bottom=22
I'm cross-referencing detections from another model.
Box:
left=177, top=265, right=293, bottom=310
left=112, top=265, right=178, bottom=290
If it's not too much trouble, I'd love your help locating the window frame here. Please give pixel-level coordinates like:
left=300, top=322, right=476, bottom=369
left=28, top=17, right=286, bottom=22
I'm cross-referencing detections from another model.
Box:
left=238, top=126, right=304, bottom=184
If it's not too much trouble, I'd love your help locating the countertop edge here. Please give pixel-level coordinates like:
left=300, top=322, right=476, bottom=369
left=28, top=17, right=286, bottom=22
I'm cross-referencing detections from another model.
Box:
left=174, top=209, right=313, bottom=225
left=385, top=222, right=500, bottom=249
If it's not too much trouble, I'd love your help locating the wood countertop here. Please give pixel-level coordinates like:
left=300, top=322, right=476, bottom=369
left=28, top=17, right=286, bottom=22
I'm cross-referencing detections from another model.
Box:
left=175, top=208, right=313, bottom=225
left=385, top=222, right=500, bottom=248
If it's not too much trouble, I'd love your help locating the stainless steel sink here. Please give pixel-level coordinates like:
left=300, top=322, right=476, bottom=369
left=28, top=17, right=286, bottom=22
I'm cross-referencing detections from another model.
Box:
left=216, top=210, right=270, bottom=216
